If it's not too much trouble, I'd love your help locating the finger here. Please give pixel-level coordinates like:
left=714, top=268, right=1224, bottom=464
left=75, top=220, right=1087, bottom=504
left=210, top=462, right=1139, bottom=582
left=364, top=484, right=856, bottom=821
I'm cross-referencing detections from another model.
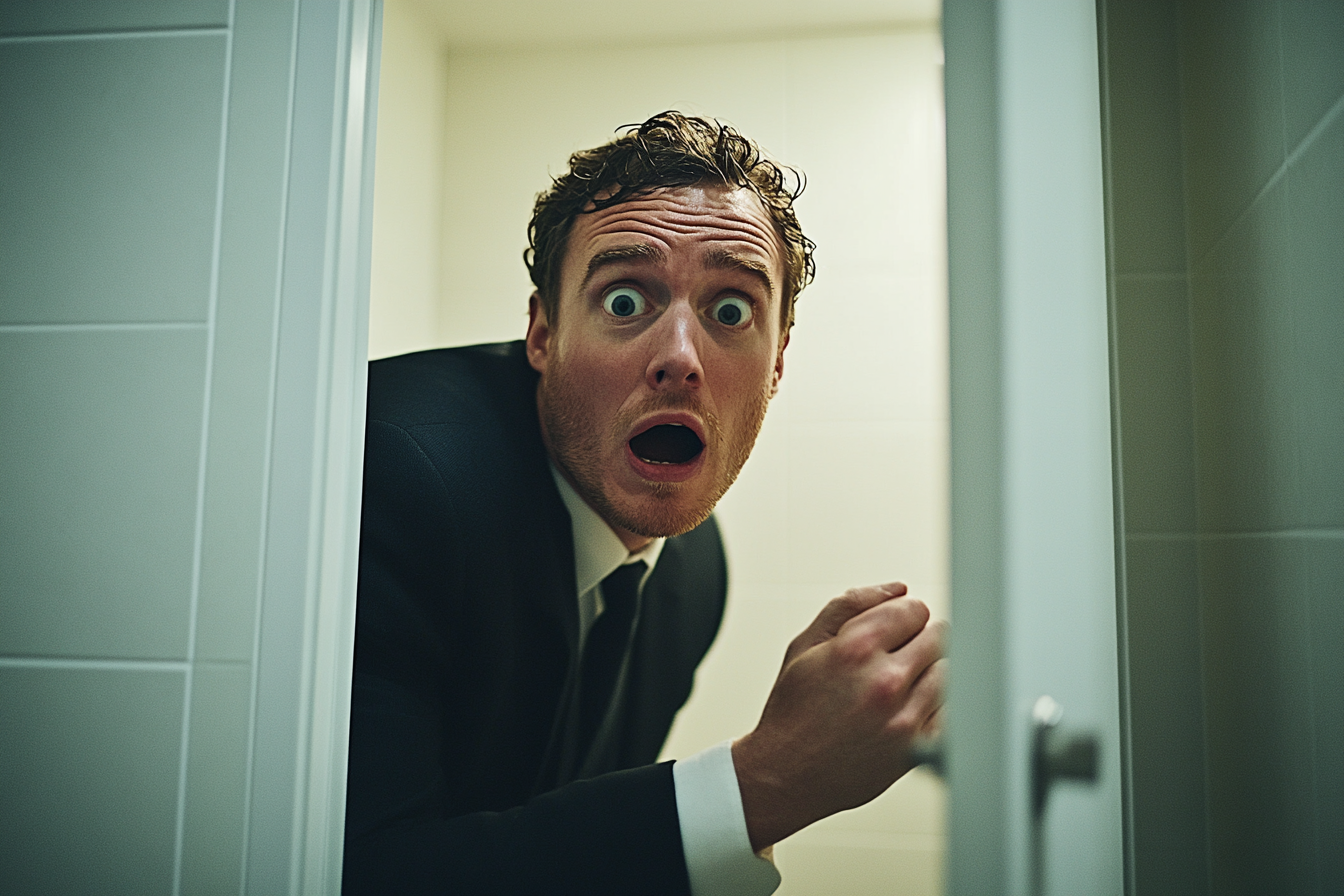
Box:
left=839, top=596, right=932, bottom=654
left=790, top=583, right=908, bottom=656
left=892, top=619, right=946, bottom=677
left=815, top=583, right=908, bottom=636
left=911, top=657, right=947, bottom=718
left=867, top=622, right=943, bottom=709
left=891, top=656, right=947, bottom=736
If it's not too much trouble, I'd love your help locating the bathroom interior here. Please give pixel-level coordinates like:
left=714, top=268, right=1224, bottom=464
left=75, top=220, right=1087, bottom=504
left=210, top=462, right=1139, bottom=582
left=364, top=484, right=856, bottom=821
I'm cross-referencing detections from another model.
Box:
left=0, top=0, right=1339, bottom=894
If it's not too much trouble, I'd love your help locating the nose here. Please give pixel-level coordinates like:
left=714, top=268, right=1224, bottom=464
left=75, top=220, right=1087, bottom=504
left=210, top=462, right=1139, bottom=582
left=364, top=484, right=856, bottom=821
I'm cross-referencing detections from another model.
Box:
left=645, top=303, right=703, bottom=391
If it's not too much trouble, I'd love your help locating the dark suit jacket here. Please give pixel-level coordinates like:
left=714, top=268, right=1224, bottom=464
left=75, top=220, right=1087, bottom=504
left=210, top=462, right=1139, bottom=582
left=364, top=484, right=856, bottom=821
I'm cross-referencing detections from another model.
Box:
left=343, top=342, right=728, bottom=896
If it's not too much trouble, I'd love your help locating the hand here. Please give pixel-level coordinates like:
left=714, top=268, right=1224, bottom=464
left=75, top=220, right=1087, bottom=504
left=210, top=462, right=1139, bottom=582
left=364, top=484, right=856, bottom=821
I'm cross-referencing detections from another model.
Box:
left=731, top=582, right=947, bottom=851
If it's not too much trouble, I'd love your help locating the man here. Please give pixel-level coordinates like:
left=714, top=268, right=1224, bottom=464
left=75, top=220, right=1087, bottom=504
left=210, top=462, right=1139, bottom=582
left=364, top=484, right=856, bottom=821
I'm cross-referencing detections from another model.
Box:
left=344, top=112, right=945, bottom=895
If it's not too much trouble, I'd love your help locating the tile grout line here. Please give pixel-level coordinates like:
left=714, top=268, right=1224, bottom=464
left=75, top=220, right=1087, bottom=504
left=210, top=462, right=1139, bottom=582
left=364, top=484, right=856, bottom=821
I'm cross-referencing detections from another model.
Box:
left=0, top=26, right=228, bottom=45
left=1191, top=90, right=1344, bottom=273
left=1128, top=530, right=1344, bottom=542
left=1169, top=17, right=1218, bottom=882
left=1284, top=89, right=1344, bottom=172
left=0, top=656, right=191, bottom=672
left=1113, top=271, right=1187, bottom=282
left=0, top=322, right=207, bottom=333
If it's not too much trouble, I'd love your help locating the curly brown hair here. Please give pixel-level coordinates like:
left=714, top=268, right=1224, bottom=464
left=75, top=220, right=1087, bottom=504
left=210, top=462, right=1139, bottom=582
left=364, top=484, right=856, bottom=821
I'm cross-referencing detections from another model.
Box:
left=525, top=111, right=815, bottom=333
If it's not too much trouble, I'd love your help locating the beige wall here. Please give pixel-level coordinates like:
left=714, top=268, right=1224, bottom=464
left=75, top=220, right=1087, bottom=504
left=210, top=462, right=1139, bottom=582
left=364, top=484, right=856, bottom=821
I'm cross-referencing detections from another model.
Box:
left=370, top=4, right=949, bottom=892
left=368, top=0, right=449, bottom=359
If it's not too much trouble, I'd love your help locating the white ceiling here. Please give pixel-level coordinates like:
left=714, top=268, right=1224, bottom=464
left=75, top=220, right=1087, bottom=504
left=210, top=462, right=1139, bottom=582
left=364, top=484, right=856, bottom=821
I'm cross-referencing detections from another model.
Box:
left=408, top=0, right=940, bottom=50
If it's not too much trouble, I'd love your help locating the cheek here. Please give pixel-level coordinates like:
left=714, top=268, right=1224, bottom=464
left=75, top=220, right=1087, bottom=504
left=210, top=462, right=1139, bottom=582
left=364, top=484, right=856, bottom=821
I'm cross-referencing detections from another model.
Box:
left=566, top=352, right=635, bottom=417
left=720, top=350, right=778, bottom=395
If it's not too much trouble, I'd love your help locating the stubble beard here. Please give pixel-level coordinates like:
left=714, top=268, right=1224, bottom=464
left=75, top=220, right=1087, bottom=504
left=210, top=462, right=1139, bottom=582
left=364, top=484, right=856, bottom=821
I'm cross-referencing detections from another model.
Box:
left=537, top=369, right=772, bottom=539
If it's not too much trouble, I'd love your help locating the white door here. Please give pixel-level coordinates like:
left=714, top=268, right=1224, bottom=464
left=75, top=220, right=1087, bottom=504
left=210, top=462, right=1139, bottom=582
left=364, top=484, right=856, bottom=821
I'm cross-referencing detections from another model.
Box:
left=942, top=1, right=1125, bottom=894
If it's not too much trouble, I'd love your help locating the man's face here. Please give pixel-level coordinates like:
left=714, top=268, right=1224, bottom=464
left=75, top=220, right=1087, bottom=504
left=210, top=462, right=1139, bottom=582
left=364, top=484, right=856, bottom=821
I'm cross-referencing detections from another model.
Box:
left=526, top=183, right=788, bottom=547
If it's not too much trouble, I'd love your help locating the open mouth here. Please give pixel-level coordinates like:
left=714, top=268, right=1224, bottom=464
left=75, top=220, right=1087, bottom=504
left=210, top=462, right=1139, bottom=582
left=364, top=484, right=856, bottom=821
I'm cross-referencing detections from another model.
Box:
left=629, top=423, right=704, bottom=465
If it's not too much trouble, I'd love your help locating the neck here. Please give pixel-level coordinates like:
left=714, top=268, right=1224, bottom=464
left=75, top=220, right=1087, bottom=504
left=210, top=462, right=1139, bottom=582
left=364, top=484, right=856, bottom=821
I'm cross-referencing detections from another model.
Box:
left=615, top=527, right=653, bottom=553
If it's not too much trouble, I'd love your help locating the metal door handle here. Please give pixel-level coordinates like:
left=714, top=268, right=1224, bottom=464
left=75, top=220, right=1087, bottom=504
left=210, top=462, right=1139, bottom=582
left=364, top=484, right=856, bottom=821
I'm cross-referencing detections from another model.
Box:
left=1030, top=696, right=1101, bottom=896
left=1031, top=695, right=1099, bottom=815
left=907, top=698, right=1099, bottom=800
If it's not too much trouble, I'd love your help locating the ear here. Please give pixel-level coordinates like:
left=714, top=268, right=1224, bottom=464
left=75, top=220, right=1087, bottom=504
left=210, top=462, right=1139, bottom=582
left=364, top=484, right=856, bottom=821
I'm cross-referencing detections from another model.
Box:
left=526, top=292, right=551, bottom=374
left=769, top=332, right=789, bottom=398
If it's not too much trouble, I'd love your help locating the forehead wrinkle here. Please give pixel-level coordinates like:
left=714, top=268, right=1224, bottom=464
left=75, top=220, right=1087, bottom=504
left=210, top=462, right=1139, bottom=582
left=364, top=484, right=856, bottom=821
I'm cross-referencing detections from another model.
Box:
left=585, top=193, right=773, bottom=233
left=586, top=211, right=780, bottom=257
left=571, top=189, right=786, bottom=295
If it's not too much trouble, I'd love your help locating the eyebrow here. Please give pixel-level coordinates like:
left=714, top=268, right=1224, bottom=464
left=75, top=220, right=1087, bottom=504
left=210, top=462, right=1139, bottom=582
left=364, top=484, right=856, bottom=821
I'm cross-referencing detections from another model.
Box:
left=703, top=246, right=776, bottom=298
left=581, top=244, right=667, bottom=291
left=581, top=243, right=777, bottom=300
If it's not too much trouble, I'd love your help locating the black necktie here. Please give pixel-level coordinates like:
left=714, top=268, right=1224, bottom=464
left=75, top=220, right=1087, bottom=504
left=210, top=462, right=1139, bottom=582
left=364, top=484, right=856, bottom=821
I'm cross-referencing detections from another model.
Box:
left=574, top=560, right=646, bottom=768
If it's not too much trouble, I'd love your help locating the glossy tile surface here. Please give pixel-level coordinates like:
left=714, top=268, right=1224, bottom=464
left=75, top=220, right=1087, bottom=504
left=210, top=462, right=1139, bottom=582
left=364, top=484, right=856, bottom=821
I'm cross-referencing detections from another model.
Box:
left=1123, top=536, right=1208, bottom=896
left=0, top=0, right=227, bottom=35
left=1103, top=0, right=1187, bottom=275
left=1304, top=538, right=1344, bottom=894
left=1280, top=0, right=1344, bottom=154
left=0, top=35, right=225, bottom=324
left=0, top=330, right=207, bottom=659
left=1114, top=276, right=1195, bottom=534
left=1284, top=112, right=1344, bottom=529
left=1199, top=536, right=1317, bottom=896
left=179, top=662, right=252, bottom=894
left=0, top=666, right=184, bottom=894
left=1191, top=184, right=1298, bottom=532
left=1179, top=0, right=1285, bottom=263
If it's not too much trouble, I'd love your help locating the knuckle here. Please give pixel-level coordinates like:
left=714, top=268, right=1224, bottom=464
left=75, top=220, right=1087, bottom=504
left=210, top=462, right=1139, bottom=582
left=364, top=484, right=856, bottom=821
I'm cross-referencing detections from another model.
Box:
left=883, top=598, right=927, bottom=635
left=834, top=630, right=876, bottom=666
left=869, top=664, right=910, bottom=705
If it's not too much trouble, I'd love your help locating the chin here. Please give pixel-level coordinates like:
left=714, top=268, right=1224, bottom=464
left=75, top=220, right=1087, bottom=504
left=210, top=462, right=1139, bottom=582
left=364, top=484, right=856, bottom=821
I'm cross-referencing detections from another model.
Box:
left=605, top=486, right=718, bottom=539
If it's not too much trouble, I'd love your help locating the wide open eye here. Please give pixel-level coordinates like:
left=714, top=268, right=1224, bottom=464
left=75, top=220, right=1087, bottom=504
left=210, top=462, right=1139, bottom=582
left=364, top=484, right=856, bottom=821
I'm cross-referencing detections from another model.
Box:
left=710, top=296, right=752, bottom=327
left=602, top=287, right=647, bottom=318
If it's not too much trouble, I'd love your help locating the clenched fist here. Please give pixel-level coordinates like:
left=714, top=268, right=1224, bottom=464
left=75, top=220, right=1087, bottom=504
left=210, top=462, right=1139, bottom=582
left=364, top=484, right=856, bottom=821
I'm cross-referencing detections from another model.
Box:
left=732, top=582, right=947, bottom=851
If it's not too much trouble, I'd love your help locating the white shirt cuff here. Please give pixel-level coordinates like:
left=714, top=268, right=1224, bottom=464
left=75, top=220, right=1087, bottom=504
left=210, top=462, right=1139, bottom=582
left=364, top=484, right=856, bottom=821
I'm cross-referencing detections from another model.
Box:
left=672, top=740, right=782, bottom=896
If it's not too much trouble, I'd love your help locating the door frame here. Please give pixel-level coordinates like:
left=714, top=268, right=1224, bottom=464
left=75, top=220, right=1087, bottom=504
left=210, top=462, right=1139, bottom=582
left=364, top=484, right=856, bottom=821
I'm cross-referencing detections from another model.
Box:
left=244, top=1, right=380, bottom=892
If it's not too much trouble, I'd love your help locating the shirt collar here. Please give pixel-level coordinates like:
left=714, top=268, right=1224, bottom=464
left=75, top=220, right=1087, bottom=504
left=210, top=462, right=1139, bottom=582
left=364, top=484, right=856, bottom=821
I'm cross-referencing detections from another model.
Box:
left=550, top=464, right=664, bottom=595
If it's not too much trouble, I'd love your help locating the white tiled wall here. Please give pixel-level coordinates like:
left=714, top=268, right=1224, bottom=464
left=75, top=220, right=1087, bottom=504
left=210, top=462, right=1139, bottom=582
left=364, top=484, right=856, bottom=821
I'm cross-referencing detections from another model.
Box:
left=0, top=2, right=320, bottom=891
left=370, top=5, right=949, bottom=892
left=0, top=7, right=226, bottom=891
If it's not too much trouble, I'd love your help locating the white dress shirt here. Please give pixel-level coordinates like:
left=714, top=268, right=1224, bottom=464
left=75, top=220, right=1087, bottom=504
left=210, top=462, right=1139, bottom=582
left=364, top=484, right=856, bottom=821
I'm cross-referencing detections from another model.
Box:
left=550, top=468, right=781, bottom=896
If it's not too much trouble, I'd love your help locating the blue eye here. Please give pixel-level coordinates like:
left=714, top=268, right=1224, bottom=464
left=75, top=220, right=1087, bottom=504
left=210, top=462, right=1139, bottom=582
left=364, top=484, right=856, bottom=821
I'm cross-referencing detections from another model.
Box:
left=603, top=287, right=646, bottom=318
left=711, top=296, right=752, bottom=327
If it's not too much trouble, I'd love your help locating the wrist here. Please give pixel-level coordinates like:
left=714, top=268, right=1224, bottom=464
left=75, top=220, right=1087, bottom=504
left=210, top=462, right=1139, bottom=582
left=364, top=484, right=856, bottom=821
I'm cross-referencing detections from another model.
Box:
left=731, top=733, right=801, bottom=852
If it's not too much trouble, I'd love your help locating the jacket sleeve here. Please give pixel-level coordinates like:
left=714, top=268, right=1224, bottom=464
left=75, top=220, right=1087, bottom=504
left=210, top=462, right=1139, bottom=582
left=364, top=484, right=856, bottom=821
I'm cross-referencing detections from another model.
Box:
left=342, top=418, right=692, bottom=896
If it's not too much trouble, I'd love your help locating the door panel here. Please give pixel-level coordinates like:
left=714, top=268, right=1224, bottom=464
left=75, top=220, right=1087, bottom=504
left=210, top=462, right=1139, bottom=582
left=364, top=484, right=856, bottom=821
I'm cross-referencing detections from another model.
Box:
left=944, top=2, right=1124, bottom=893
